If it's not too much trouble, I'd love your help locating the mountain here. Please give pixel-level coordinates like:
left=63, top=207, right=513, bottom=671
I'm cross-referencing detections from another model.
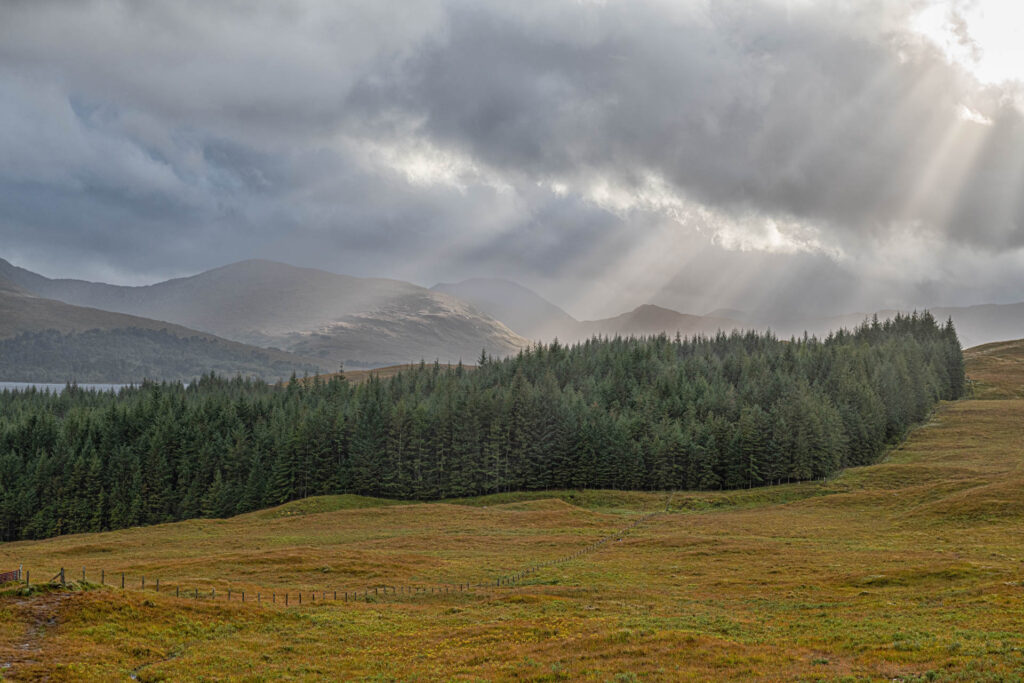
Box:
left=431, top=278, right=578, bottom=340
left=0, top=275, right=325, bottom=382
left=625, top=302, right=1024, bottom=349
left=0, top=259, right=528, bottom=367
left=431, top=280, right=744, bottom=342
left=580, top=304, right=742, bottom=339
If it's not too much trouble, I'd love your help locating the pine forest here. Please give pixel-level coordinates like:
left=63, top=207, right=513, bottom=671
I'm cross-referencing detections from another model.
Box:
left=0, top=313, right=964, bottom=541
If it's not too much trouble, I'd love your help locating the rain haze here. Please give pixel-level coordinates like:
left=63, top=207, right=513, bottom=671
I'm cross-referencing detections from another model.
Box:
left=2, top=0, right=1023, bottom=320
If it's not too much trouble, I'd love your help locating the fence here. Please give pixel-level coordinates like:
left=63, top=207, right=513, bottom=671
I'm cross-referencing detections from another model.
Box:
left=0, top=567, right=21, bottom=583
left=10, top=501, right=669, bottom=608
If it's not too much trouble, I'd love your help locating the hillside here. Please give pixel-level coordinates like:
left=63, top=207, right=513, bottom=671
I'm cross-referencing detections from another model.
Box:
left=963, top=338, right=1024, bottom=399
left=579, top=303, right=741, bottom=339
left=0, top=259, right=529, bottom=367
left=0, top=276, right=326, bottom=381
left=434, top=272, right=1024, bottom=351
left=432, top=278, right=744, bottom=342
left=0, top=339, right=1021, bottom=679
left=432, top=278, right=579, bottom=340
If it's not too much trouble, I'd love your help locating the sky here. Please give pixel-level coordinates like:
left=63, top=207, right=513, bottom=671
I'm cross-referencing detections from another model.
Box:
left=2, top=0, right=1024, bottom=320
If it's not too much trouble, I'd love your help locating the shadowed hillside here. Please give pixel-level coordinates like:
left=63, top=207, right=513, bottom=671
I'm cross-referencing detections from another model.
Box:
left=0, top=259, right=529, bottom=368
left=0, top=275, right=326, bottom=381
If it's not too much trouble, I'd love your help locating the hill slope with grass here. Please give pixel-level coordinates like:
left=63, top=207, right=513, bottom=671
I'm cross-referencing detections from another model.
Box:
left=0, top=339, right=1021, bottom=679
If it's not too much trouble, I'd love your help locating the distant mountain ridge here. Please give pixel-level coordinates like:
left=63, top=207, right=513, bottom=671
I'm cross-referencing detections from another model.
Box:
left=0, top=273, right=325, bottom=381
left=432, top=278, right=743, bottom=341
left=428, top=275, right=1024, bottom=349
left=432, top=278, right=578, bottom=340
left=578, top=304, right=741, bottom=339
left=1, top=258, right=529, bottom=368
left=7, top=254, right=1023, bottom=381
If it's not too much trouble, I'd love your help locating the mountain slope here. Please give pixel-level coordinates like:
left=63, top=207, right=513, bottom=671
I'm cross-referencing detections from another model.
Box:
left=580, top=304, right=742, bottom=339
left=430, top=279, right=744, bottom=342
left=0, top=276, right=325, bottom=381
left=432, top=278, right=578, bottom=340
left=0, top=259, right=529, bottom=367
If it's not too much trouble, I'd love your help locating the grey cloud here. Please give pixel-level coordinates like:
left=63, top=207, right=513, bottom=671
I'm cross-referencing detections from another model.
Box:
left=1, top=0, right=1023, bottom=317
left=360, top=1, right=1021, bottom=248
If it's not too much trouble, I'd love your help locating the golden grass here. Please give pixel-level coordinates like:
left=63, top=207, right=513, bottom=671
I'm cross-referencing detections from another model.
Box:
left=965, top=338, right=1024, bottom=399
left=3, top=342, right=1024, bottom=680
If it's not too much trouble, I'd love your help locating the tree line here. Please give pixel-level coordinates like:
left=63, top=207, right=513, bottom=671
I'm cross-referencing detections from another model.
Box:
left=0, top=312, right=964, bottom=541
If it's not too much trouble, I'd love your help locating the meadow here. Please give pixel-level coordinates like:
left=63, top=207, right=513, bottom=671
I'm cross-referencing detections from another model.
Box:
left=1, top=342, right=1023, bottom=681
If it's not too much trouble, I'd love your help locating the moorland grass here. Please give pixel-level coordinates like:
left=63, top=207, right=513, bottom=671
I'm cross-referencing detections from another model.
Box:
left=2, top=344, right=1024, bottom=680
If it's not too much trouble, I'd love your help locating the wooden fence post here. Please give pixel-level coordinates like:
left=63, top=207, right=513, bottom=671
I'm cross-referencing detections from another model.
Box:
left=142, top=576, right=145, bottom=590
left=82, top=567, right=85, bottom=583
left=101, top=569, right=104, bottom=585
left=176, top=586, right=179, bottom=598
left=121, top=573, right=125, bottom=589
left=156, top=578, right=160, bottom=592
left=285, top=594, right=288, bottom=606
left=60, top=568, right=65, bottom=586
left=228, top=589, right=231, bottom=601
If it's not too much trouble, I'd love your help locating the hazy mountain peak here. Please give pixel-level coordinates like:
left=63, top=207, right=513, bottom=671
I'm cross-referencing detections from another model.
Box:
left=431, top=278, right=577, bottom=340
left=0, top=258, right=528, bottom=368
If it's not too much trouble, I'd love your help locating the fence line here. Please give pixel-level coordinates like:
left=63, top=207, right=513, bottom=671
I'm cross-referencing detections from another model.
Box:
left=7, top=500, right=669, bottom=608
left=0, top=566, right=21, bottom=583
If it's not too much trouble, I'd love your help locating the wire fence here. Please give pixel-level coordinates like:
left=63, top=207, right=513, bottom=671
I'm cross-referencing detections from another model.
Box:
left=3, top=503, right=668, bottom=608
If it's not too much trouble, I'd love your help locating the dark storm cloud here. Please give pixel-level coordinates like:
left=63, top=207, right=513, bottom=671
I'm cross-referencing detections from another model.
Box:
left=362, top=1, right=1023, bottom=248
left=1, top=0, right=1022, bottom=312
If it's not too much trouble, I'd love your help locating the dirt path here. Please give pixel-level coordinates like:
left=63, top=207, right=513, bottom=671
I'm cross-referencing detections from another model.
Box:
left=0, top=591, right=74, bottom=681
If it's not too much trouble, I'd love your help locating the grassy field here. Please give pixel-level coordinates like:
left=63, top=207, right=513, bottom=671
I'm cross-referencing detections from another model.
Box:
left=2, top=344, right=1024, bottom=680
